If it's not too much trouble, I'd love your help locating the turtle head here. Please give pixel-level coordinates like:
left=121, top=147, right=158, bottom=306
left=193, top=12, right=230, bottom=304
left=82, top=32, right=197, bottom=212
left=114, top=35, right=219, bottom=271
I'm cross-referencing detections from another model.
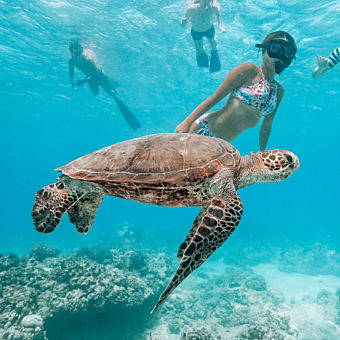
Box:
left=236, top=150, right=299, bottom=189
left=258, top=149, right=299, bottom=182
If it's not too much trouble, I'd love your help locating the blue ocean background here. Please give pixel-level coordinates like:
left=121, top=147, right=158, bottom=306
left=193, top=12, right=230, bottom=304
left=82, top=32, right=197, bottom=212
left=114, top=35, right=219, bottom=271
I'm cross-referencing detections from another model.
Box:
left=1, top=0, right=339, bottom=339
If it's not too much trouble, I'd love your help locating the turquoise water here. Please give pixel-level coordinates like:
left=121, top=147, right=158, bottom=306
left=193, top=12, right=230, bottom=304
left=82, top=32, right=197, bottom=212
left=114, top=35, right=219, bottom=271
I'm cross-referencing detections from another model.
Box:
left=1, top=0, right=339, bottom=339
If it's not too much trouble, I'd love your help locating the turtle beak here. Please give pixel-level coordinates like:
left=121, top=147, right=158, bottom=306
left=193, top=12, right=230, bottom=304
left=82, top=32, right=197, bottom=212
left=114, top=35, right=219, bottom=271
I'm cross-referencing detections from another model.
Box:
left=284, top=152, right=299, bottom=171
left=291, top=154, right=299, bottom=170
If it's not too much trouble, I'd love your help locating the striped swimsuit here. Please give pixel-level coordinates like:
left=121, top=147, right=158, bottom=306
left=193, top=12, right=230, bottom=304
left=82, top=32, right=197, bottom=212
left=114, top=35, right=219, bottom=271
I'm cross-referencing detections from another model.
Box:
left=328, top=47, right=340, bottom=69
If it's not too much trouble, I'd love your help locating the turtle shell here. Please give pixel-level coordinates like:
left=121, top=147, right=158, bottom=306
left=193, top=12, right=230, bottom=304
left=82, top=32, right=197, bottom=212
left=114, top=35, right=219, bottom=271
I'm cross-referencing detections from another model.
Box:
left=56, top=133, right=241, bottom=186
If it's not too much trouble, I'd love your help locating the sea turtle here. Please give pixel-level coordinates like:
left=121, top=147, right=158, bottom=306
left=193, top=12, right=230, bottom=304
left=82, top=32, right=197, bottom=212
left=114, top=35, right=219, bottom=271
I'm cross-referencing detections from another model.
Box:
left=31, top=133, right=299, bottom=312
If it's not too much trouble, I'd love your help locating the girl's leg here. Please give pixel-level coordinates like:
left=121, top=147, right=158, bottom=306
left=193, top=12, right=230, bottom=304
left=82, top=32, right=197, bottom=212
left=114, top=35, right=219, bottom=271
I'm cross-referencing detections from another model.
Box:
left=189, top=113, right=215, bottom=137
left=189, top=121, right=201, bottom=133
left=88, top=78, right=100, bottom=95
left=312, top=48, right=340, bottom=78
left=207, top=37, right=217, bottom=51
left=101, top=76, right=116, bottom=97
left=193, top=39, right=204, bottom=54
left=206, top=26, right=217, bottom=51
left=191, top=106, right=226, bottom=134
left=328, top=47, right=340, bottom=69
left=193, top=39, right=208, bottom=67
left=208, top=38, right=221, bottom=72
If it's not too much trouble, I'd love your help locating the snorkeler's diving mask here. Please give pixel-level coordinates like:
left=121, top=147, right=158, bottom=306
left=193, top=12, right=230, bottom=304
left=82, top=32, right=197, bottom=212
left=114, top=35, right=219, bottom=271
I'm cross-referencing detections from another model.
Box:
left=255, top=39, right=297, bottom=74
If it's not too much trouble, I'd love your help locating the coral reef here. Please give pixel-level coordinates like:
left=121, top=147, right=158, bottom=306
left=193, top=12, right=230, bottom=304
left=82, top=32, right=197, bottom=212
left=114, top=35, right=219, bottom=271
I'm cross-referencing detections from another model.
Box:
left=148, top=266, right=300, bottom=339
left=1, top=242, right=339, bottom=339
left=0, top=245, right=173, bottom=340
left=29, top=244, right=60, bottom=262
left=181, top=327, right=218, bottom=340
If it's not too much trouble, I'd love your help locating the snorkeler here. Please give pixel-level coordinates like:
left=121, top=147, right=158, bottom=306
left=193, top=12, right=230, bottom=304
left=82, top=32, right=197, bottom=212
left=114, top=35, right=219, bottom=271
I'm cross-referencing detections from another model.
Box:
left=175, top=31, right=297, bottom=151
left=68, top=39, right=141, bottom=130
left=312, top=47, right=340, bottom=78
left=181, top=0, right=226, bottom=73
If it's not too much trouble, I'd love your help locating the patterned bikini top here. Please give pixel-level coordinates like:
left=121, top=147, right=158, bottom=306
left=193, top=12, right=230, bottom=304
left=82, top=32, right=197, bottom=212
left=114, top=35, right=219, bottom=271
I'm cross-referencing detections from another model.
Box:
left=231, top=67, right=278, bottom=116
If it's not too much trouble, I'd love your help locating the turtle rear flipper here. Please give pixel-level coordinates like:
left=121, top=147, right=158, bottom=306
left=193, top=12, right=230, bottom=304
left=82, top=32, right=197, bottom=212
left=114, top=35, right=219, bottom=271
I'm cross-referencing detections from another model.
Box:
left=32, top=181, right=84, bottom=234
left=67, top=192, right=104, bottom=234
left=177, top=207, right=206, bottom=259
left=152, top=192, right=243, bottom=313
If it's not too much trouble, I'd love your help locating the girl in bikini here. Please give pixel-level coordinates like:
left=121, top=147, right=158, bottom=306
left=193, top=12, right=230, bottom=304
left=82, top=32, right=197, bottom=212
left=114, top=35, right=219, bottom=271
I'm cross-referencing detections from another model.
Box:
left=175, top=31, right=297, bottom=151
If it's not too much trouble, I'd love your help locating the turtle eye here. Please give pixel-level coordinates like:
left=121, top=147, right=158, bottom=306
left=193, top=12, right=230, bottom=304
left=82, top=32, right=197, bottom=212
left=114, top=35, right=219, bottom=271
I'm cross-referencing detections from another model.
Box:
left=284, top=154, right=293, bottom=163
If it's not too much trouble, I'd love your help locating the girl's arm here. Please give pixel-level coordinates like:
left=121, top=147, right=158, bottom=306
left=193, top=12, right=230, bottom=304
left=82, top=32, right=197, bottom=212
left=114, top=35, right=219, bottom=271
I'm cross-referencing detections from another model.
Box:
left=181, top=7, right=193, bottom=26
left=77, top=76, right=92, bottom=87
left=176, top=63, right=257, bottom=133
left=68, top=59, right=75, bottom=88
left=259, top=84, right=284, bottom=151
left=214, top=4, right=226, bottom=32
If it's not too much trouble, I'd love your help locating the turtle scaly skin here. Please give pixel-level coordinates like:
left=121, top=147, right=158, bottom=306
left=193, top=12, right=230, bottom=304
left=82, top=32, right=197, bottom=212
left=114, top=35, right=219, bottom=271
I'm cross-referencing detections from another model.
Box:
left=32, top=133, right=299, bottom=312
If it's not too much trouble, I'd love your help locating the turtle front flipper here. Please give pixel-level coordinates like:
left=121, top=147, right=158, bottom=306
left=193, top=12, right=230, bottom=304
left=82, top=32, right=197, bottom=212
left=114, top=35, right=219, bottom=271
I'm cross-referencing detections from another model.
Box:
left=32, top=176, right=103, bottom=234
left=67, top=192, right=104, bottom=234
left=32, top=180, right=85, bottom=234
left=177, top=207, right=206, bottom=259
left=151, top=192, right=243, bottom=313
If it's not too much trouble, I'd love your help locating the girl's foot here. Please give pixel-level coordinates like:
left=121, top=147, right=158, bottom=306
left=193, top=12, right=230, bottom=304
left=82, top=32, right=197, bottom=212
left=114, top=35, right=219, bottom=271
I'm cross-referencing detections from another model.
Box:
left=312, top=56, right=330, bottom=78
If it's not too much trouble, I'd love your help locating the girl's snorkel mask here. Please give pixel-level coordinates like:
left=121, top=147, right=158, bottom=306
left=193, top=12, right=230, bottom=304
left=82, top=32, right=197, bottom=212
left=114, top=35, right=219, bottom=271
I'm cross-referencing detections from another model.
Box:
left=256, top=38, right=297, bottom=74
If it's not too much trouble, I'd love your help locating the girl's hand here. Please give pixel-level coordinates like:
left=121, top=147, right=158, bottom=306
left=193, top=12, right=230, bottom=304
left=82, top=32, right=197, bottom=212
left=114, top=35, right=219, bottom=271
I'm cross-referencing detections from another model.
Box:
left=219, top=26, right=226, bottom=33
left=175, top=121, right=190, bottom=133
left=77, top=79, right=86, bottom=86
left=77, top=76, right=92, bottom=87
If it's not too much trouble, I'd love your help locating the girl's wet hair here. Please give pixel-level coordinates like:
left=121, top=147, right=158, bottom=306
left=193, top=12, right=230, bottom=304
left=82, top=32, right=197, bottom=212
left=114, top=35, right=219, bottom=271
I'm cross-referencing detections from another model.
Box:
left=194, top=0, right=214, bottom=6
left=260, top=31, right=297, bottom=53
left=69, top=39, right=83, bottom=52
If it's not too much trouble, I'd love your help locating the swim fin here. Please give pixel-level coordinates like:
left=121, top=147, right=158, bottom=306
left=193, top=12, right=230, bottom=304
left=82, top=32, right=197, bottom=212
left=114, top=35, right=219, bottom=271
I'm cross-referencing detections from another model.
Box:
left=112, top=93, right=141, bottom=131
left=196, top=51, right=209, bottom=68
left=209, top=49, right=221, bottom=73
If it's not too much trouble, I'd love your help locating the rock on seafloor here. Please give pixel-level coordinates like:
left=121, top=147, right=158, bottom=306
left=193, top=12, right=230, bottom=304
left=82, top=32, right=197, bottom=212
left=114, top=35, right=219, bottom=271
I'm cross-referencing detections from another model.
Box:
left=21, top=314, right=43, bottom=329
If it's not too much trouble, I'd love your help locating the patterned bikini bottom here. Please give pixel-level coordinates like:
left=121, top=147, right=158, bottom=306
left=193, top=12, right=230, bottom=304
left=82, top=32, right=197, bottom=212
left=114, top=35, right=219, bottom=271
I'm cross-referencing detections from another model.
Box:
left=194, top=113, right=216, bottom=137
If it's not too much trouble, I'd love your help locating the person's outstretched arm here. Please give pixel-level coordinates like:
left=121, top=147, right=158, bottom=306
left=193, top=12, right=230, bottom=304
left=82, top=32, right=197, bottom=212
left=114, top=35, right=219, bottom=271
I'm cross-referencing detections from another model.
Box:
left=68, top=59, right=75, bottom=88
left=214, top=2, right=226, bottom=32
left=181, top=6, right=193, bottom=26
left=175, top=63, right=255, bottom=133
left=259, top=84, right=284, bottom=151
left=77, top=76, right=92, bottom=87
